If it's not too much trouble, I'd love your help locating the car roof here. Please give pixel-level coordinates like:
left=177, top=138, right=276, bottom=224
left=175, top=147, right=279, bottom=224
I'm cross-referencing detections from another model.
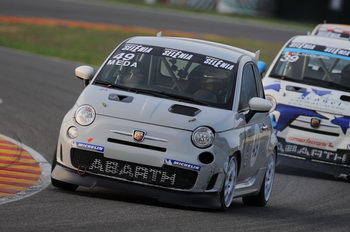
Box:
left=122, top=35, right=257, bottom=63
left=311, top=23, right=350, bottom=40
left=288, top=35, right=350, bottom=50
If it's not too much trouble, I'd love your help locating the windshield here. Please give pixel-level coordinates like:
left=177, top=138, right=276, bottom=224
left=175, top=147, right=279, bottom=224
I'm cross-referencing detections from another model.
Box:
left=94, top=42, right=237, bottom=110
left=270, top=41, right=350, bottom=91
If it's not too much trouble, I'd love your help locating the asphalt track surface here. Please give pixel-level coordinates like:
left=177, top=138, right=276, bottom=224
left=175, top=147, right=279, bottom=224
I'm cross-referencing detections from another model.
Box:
left=0, top=0, right=349, bottom=231
left=0, top=0, right=308, bottom=43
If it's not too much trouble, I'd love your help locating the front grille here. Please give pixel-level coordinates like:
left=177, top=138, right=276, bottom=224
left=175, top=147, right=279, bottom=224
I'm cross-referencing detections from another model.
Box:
left=107, top=138, right=166, bottom=152
left=70, top=148, right=198, bottom=189
left=289, top=125, right=339, bottom=137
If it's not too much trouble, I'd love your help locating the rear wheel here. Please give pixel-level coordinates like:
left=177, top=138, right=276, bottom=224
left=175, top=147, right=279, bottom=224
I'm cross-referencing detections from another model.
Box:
left=220, top=156, right=238, bottom=210
left=51, top=149, right=78, bottom=192
left=242, top=150, right=276, bottom=207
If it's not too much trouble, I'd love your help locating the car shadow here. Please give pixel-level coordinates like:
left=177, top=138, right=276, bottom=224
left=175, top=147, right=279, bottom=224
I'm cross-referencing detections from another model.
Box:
left=275, top=164, right=348, bottom=182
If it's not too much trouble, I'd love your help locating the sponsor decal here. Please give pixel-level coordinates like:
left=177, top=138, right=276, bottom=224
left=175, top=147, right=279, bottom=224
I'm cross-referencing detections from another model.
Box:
left=278, top=142, right=348, bottom=164
left=121, top=44, right=153, bottom=53
left=284, top=44, right=350, bottom=60
left=89, top=158, right=176, bottom=186
left=87, top=138, right=94, bottom=143
left=164, top=158, right=201, bottom=171
left=204, top=56, right=234, bottom=70
left=72, top=141, right=105, bottom=153
left=250, top=125, right=260, bottom=167
left=264, top=83, right=281, bottom=92
left=331, top=116, right=350, bottom=134
left=274, top=104, right=327, bottom=132
left=288, top=42, right=316, bottom=50
left=284, top=88, right=348, bottom=115
left=316, top=31, right=343, bottom=38
left=162, top=49, right=193, bottom=60
left=287, top=136, right=333, bottom=149
left=302, top=89, right=331, bottom=97
left=324, top=47, right=350, bottom=56
left=106, top=43, right=238, bottom=72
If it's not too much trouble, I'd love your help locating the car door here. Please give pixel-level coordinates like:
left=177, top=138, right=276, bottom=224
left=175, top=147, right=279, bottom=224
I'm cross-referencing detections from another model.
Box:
left=238, top=63, right=270, bottom=180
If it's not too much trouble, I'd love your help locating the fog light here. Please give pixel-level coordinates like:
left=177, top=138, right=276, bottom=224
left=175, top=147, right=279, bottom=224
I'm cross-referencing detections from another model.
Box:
left=67, top=126, right=79, bottom=139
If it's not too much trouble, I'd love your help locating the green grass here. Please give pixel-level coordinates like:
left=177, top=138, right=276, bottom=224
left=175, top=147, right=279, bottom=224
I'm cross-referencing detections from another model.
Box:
left=0, top=22, right=283, bottom=66
left=0, top=0, right=316, bottom=66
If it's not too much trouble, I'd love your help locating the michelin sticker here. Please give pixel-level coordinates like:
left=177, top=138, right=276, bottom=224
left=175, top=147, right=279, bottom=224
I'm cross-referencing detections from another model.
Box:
left=72, top=141, right=105, bottom=153
left=164, top=158, right=201, bottom=171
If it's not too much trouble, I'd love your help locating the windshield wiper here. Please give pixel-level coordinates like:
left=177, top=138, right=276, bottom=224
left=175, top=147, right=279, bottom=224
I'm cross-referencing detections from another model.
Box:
left=131, top=89, right=210, bottom=106
left=325, top=81, right=350, bottom=91
left=301, top=78, right=350, bottom=91
left=154, top=91, right=210, bottom=106
left=94, top=80, right=210, bottom=105
left=94, top=80, right=136, bottom=91
left=269, top=74, right=294, bottom=81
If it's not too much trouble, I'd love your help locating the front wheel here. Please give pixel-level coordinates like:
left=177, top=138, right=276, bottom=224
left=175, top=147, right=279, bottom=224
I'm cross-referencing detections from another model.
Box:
left=219, top=156, right=238, bottom=210
left=242, top=150, right=276, bottom=207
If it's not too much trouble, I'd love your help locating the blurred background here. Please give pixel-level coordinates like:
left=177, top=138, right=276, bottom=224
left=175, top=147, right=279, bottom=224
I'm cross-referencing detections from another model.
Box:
left=143, top=0, right=350, bottom=23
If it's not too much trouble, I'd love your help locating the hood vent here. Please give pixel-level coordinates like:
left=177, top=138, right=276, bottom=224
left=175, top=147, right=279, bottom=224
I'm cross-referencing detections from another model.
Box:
left=286, top=85, right=307, bottom=93
left=340, top=95, right=350, bottom=102
left=108, top=93, right=133, bottom=103
left=168, top=104, right=201, bottom=116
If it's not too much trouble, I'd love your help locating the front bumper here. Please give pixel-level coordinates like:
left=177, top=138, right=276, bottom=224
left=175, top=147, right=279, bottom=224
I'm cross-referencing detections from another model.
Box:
left=277, top=153, right=350, bottom=179
left=51, top=162, right=222, bottom=209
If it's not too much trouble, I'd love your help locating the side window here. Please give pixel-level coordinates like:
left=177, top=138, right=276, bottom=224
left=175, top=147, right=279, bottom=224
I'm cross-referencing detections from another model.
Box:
left=253, top=64, right=265, bottom=98
left=240, top=63, right=258, bottom=110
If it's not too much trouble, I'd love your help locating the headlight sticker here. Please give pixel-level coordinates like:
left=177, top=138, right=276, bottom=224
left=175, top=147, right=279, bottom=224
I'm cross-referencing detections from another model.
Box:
left=164, top=158, right=201, bottom=171
left=72, top=141, right=105, bottom=153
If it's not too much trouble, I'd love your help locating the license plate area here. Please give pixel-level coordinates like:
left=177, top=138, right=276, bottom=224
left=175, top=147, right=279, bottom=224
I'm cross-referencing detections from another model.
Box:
left=278, top=139, right=350, bottom=165
left=70, top=148, right=197, bottom=189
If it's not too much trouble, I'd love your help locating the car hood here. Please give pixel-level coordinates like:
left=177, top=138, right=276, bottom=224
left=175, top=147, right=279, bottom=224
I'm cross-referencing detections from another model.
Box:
left=75, top=85, right=237, bottom=131
left=263, top=78, right=350, bottom=116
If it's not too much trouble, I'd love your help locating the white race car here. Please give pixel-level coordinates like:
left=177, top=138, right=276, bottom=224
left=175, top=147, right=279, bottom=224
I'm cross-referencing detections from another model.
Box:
left=263, top=35, right=350, bottom=180
left=51, top=34, right=277, bottom=209
left=311, top=23, right=350, bottom=40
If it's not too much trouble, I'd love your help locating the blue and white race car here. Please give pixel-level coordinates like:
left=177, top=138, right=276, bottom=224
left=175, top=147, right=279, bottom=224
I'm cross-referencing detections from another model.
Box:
left=263, top=35, right=350, bottom=180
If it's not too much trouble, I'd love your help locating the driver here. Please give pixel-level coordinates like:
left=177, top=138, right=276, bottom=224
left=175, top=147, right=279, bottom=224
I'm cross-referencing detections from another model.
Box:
left=122, top=66, right=146, bottom=87
left=201, top=78, right=224, bottom=93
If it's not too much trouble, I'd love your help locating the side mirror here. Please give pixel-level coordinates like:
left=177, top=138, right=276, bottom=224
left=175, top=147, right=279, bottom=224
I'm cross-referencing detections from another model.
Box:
left=246, top=97, right=272, bottom=122
left=258, top=61, right=267, bottom=75
left=249, top=97, right=272, bottom=112
left=75, top=65, right=95, bottom=87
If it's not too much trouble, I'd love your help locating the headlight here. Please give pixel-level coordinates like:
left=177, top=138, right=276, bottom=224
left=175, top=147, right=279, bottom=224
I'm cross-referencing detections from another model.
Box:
left=265, top=95, right=277, bottom=112
left=75, top=105, right=96, bottom=126
left=191, top=127, right=215, bottom=148
left=67, top=126, right=79, bottom=139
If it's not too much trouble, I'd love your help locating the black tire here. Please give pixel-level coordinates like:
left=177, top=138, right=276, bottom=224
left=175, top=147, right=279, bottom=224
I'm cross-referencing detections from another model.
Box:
left=219, top=156, right=238, bottom=210
left=242, top=151, right=276, bottom=207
